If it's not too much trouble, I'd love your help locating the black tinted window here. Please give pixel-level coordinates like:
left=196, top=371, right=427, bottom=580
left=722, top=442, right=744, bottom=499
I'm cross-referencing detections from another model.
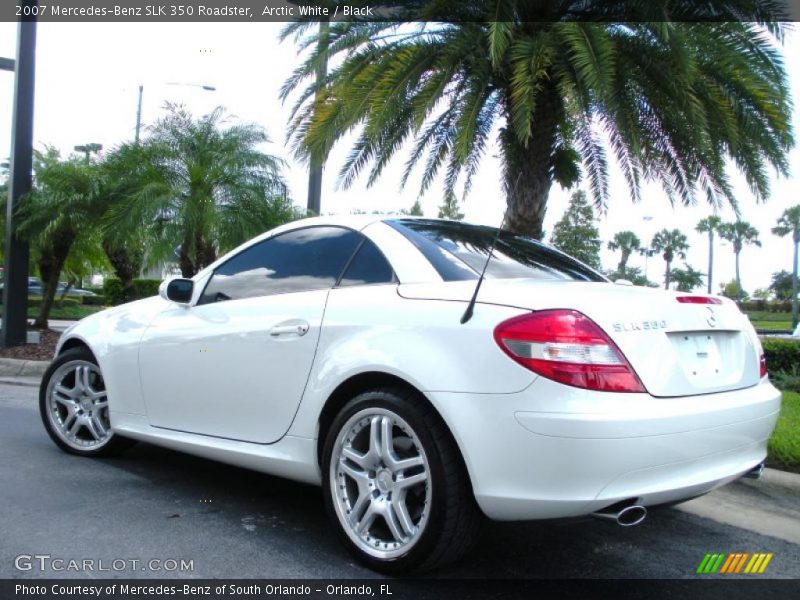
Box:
left=338, top=239, right=395, bottom=287
left=387, top=219, right=606, bottom=283
left=200, top=227, right=362, bottom=303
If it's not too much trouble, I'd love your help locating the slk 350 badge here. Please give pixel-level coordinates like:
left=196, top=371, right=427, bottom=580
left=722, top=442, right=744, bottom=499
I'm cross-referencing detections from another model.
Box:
left=612, top=320, right=668, bottom=332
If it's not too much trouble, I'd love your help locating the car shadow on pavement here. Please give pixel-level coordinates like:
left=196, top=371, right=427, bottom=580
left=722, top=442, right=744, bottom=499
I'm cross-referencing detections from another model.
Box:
left=90, top=441, right=800, bottom=580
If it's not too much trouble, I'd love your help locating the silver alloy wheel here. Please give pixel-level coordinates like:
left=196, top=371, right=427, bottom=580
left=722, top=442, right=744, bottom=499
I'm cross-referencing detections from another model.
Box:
left=330, top=407, right=432, bottom=560
left=45, top=360, right=112, bottom=451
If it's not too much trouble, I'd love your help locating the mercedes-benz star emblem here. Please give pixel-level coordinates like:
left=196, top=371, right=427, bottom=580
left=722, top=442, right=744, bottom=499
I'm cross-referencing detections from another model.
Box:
left=706, top=306, right=718, bottom=328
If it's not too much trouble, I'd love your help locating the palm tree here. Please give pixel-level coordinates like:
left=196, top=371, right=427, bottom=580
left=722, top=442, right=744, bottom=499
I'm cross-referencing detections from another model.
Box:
left=16, top=149, right=105, bottom=328
left=105, top=105, right=298, bottom=277
left=772, top=205, right=800, bottom=328
left=438, top=192, right=465, bottom=221
left=651, top=229, right=689, bottom=290
left=695, top=216, right=722, bottom=294
left=670, top=264, right=705, bottom=293
left=280, top=6, right=793, bottom=239
left=718, top=220, right=761, bottom=302
left=607, top=231, right=641, bottom=275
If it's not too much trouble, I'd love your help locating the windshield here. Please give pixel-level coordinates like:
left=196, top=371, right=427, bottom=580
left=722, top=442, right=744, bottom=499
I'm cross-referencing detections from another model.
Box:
left=387, top=219, right=607, bottom=283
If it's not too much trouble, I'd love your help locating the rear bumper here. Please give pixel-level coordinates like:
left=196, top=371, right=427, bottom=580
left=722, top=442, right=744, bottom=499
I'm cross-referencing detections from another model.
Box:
left=428, top=378, right=781, bottom=520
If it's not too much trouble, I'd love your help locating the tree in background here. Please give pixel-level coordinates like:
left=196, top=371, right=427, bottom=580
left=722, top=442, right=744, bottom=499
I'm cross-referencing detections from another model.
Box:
left=16, top=149, right=106, bottom=328
left=772, top=205, right=800, bottom=328
left=769, top=270, right=794, bottom=301
left=651, top=229, right=689, bottom=290
left=550, top=191, right=601, bottom=270
left=696, top=215, right=723, bottom=294
left=721, top=279, right=748, bottom=301
left=438, top=192, right=465, bottom=221
left=606, top=266, right=657, bottom=288
left=670, top=264, right=705, bottom=292
left=718, top=220, right=761, bottom=302
left=400, top=200, right=424, bottom=216
left=607, top=231, right=641, bottom=275
left=104, top=105, right=297, bottom=278
left=281, top=6, right=793, bottom=239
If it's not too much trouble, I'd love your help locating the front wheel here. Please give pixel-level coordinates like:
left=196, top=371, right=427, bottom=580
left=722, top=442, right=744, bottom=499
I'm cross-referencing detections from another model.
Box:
left=322, top=387, right=482, bottom=573
left=39, top=347, right=134, bottom=457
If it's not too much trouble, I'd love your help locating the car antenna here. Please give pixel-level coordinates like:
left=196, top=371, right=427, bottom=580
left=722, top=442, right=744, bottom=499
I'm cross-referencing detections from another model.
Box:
left=460, top=208, right=509, bottom=325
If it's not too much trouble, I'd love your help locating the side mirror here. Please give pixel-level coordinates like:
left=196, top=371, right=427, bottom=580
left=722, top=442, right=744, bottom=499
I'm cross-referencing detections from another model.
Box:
left=159, top=278, right=194, bottom=305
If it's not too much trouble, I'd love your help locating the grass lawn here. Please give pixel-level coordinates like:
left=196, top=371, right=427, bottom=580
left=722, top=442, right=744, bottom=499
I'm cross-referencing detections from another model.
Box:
left=744, top=310, right=792, bottom=331
left=750, top=320, right=792, bottom=331
left=768, top=391, right=800, bottom=473
left=26, top=303, right=105, bottom=321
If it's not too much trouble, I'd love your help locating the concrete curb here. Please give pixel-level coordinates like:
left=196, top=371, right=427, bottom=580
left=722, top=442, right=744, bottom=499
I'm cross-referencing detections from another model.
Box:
left=678, top=468, right=800, bottom=544
left=0, top=376, right=42, bottom=387
left=0, top=357, right=48, bottom=378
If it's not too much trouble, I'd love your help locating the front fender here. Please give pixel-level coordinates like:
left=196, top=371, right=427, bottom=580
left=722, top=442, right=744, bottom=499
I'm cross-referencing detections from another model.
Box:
left=55, top=296, right=170, bottom=416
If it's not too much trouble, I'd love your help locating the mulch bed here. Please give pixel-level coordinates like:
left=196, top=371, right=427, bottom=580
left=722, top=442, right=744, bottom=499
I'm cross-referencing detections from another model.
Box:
left=0, top=329, right=60, bottom=361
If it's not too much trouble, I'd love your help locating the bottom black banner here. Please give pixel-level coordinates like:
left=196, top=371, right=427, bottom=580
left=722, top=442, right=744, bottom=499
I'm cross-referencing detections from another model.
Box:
left=2, top=579, right=799, bottom=600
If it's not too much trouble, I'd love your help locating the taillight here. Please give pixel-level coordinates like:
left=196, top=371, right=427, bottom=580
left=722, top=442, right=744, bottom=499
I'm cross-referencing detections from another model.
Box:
left=760, top=353, right=767, bottom=378
left=493, top=310, right=646, bottom=393
left=676, top=296, right=722, bottom=305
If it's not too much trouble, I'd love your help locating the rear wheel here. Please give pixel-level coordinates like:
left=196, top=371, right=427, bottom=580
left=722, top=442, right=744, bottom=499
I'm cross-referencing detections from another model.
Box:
left=322, top=387, right=482, bottom=573
left=39, top=348, right=134, bottom=457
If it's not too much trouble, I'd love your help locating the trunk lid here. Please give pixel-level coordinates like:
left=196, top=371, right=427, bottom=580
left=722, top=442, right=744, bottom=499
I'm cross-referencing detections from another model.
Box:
left=398, top=279, right=761, bottom=397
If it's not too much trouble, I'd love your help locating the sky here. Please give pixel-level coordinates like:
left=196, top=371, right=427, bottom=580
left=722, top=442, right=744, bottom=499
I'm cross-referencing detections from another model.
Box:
left=0, top=21, right=798, bottom=292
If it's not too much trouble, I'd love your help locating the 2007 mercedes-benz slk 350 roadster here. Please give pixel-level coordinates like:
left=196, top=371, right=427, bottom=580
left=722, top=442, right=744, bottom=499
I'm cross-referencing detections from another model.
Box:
left=40, top=216, right=780, bottom=572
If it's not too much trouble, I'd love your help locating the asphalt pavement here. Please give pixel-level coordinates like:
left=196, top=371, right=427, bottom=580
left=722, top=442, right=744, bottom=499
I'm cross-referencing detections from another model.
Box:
left=1, top=382, right=798, bottom=581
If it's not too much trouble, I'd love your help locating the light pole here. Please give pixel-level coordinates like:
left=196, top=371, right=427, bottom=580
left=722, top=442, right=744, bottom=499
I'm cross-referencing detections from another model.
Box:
left=1, top=3, right=37, bottom=348
left=74, top=143, right=103, bottom=162
left=134, top=82, right=216, bottom=143
left=641, top=216, right=654, bottom=280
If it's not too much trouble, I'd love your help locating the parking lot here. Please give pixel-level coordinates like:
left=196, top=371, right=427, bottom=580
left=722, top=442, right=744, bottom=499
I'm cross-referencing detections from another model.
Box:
left=1, top=382, right=798, bottom=581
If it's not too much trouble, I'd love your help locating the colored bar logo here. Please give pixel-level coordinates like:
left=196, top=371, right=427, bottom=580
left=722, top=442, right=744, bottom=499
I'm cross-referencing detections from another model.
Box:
left=696, top=552, right=773, bottom=574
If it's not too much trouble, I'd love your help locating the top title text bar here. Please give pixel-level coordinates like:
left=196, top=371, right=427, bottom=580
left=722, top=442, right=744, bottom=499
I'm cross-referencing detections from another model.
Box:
left=3, top=1, right=800, bottom=23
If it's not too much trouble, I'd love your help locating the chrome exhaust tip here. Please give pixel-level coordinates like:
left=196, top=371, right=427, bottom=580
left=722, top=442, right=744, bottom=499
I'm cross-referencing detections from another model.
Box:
left=616, top=505, right=647, bottom=527
left=592, top=503, right=648, bottom=527
left=744, top=462, right=765, bottom=479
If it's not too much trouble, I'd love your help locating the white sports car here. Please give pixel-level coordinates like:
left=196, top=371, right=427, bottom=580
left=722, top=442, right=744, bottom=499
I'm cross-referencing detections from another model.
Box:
left=40, top=216, right=780, bottom=572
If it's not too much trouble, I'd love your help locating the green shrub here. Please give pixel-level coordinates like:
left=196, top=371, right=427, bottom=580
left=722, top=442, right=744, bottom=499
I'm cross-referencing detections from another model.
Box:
left=740, top=300, right=791, bottom=313
left=81, top=294, right=106, bottom=306
left=134, top=278, right=161, bottom=298
left=102, top=278, right=162, bottom=305
left=102, top=278, right=128, bottom=305
left=762, top=337, right=800, bottom=374
left=771, top=366, right=800, bottom=393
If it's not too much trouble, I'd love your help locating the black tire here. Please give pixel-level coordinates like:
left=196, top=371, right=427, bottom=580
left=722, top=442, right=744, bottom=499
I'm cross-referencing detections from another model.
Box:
left=322, top=387, right=483, bottom=573
left=39, top=347, right=135, bottom=457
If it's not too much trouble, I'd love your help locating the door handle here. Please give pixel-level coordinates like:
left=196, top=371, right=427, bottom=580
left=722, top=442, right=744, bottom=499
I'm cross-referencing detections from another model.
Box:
left=270, top=320, right=310, bottom=337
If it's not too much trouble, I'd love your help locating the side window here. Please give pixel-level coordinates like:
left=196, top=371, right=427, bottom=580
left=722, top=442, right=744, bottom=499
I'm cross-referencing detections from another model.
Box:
left=200, top=227, right=362, bottom=303
left=338, top=239, right=396, bottom=287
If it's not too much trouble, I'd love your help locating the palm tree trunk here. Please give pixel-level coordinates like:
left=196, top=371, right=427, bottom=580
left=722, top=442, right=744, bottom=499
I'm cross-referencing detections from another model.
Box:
left=178, top=244, right=195, bottom=278
left=665, top=259, right=671, bottom=290
left=618, top=250, right=631, bottom=275
left=707, top=230, right=714, bottom=294
left=502, top=81, right=562, bottom=239
left=734, top=250, right=742, bottom=301
left=102, top=240, right=140, bottom=301
left=792, top=230, right=799, bottom=329
left=33, top=234, right=74, bottom=329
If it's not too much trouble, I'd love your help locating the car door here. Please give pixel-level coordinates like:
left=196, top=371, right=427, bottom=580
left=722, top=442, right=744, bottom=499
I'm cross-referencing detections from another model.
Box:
left=139, top=226, right=364, bottom=444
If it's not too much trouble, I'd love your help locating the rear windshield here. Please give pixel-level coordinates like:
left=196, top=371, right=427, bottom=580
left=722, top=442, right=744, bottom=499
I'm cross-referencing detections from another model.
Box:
left=387, top=219, right=607, bottom=283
